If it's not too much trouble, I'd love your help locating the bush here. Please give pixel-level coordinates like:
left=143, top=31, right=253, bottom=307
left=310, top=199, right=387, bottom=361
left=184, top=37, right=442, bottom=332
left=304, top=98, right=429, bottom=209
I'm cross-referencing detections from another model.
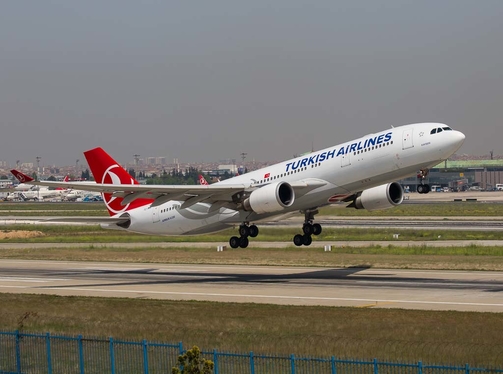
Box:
left=172, top=346, right=214, bottom=374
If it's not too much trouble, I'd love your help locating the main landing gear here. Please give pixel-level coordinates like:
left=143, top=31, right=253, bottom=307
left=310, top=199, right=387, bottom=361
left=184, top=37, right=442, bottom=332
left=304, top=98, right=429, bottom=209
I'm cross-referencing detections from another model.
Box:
left=229, top=223, right=259, bottom=249
left=293, top=209, right=322, bottom=247
left=417, top=168, right=431, bottom=194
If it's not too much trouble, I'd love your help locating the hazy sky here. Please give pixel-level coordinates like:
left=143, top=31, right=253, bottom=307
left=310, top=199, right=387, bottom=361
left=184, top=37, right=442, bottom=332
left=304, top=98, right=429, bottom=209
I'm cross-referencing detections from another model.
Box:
left=1, top=1, right=502, bottom=167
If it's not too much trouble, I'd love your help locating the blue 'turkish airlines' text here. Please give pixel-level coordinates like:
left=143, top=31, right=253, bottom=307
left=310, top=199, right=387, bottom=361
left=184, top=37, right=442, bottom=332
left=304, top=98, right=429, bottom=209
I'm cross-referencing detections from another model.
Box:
left=285, top=132, right=392, bottom=172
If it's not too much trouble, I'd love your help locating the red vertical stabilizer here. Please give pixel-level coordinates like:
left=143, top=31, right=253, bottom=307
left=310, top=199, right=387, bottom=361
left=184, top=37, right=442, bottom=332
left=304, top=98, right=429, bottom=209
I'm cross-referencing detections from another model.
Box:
left=84, top=147, right=153, bottom=216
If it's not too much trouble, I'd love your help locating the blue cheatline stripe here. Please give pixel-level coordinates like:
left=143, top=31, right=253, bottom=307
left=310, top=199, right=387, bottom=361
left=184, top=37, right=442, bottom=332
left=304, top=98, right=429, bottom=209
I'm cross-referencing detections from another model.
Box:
left=1, top=331, right=502, bottom=374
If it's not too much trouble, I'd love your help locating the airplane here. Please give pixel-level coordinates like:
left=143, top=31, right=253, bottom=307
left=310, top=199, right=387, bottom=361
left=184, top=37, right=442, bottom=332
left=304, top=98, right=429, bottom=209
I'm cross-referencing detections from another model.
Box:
left=198, top=175, right=209, bottom=185
left=11, top=122, right=465, bottom=248
left=19, top=187, right=65, bottom=201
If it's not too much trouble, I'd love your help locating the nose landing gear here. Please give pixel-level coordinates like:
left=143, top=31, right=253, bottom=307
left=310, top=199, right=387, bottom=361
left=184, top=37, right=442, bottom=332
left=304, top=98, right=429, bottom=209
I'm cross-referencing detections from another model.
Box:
left=417, top=168, right=431, bottom=194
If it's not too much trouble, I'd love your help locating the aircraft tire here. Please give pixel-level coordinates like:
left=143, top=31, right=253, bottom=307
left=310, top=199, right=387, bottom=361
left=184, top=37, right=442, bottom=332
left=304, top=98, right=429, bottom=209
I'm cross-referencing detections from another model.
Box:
left=249, top=225, right=259, bottom=238
left=302, top=224, right=314, bottom=236
left=293, top=234, right=304, bottom=247
left=238, top=225, right=250, bottom=237
left=312, top=223, right=322, bottom=236
left=229, top=236, right=240, bottom=249
left=239, top=236, right=249, bottom=248
left=303, top=235, right=312, bottom=246
left=417, top=185, right=425, bottom=194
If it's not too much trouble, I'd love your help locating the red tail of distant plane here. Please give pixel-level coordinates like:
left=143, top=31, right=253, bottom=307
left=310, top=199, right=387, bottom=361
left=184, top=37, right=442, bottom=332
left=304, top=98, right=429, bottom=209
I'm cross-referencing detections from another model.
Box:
left=63, top=175, right=70, bottom=182
left=10, top=170, right=34, bottom=183
left=198, top=174, right=209, bottom=185
left=84, top=147, right=153, bottom=216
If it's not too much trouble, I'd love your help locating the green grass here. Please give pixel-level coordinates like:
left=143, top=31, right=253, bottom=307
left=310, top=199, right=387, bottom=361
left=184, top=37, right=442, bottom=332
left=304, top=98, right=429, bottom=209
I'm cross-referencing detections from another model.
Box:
left=1, top=294, right=502, bottom=366
left=319, top=202, right=503, bottom=216
left=2, top=224, right=503, bottom=242
left=2, top=201, right=503, bottom=217
left=1, top=245, right=502, bottom=270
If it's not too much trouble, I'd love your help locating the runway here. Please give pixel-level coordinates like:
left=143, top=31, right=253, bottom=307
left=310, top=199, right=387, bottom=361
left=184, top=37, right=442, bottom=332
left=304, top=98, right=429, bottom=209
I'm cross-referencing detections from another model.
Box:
left=1, top=260, right=502, bottom=313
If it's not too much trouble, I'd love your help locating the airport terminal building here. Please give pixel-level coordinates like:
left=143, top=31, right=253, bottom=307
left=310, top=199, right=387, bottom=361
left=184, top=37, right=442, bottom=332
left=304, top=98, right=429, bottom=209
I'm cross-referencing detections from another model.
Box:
left=399, top=159, right=503, bottom=192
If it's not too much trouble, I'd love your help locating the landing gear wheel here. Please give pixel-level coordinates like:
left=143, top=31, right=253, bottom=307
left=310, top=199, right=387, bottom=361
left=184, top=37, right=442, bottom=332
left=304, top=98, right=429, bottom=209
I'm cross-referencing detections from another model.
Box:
left=312, top=223, right=322, bottom=236
left=239, top=236, right=249, bottom=248
left=293, top=234, right=304, bottom=247
left=425, top=184, right=431, bottom=193
left=302, top=235, right=312, bottom=246
left=417, top=185, right=425, bottom=194
left=229, top=236, right=240, bottom=249
left=249, top=225, right=259, bottom=238
left=238, top=225, right=250, bottom=237
left=303, top=224, right=314, bottom=236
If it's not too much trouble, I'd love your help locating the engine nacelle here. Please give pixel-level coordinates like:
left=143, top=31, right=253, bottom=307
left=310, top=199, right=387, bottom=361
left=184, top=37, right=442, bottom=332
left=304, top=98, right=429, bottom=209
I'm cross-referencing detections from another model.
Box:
left=243, top=182, right=295, bottom=214
left=351, top=182, right=403, bottom=211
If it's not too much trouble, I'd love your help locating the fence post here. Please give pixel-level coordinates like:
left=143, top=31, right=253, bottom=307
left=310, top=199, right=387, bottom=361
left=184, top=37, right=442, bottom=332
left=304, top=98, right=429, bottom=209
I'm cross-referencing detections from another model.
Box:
left=143, top=339, right=149, bottom=374
left=15, top=330, right=21, bottom=374
left=46, top=332, right=53, bottom=374
left=331, top=356, right=336, bottom=374
left=178, top=341, right=184, bottom=356
left=213, top=349, right=219, bottom=374
left=465, top=363, right=470, bottom=374
left=418, top=361, right=423, bottom=374
left=290, top=354, right=295, bottom=374
left=178, top=342, right=184, bottom=372
left=109, top=337, right=116, bottom=374
left=78, top=335, right=85, bottom=374
left=250, top=351, right=255, bottom=374
left=373, top=358, right=378, bottom=374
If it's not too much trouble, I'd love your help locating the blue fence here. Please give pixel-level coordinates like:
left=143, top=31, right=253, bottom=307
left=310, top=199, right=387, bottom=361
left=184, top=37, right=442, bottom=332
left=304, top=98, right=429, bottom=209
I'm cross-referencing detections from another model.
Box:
left=1, top=331, right=502, bottom=374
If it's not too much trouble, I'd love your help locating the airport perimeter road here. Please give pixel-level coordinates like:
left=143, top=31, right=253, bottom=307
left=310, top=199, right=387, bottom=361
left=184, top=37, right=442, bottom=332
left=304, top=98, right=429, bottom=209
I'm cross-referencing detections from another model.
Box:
left=1, top=260, right=502, bottom=313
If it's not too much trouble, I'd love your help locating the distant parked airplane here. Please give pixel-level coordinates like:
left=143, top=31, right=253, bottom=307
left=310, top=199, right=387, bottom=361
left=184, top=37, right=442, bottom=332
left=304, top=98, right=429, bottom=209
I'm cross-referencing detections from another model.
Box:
left=12, top=122, right=465, bottom=248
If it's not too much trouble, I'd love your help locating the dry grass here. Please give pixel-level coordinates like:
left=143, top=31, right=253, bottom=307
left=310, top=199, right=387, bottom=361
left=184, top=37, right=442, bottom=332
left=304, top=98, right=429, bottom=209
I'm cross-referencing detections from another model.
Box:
left=1, top=293, right=502, bottom=366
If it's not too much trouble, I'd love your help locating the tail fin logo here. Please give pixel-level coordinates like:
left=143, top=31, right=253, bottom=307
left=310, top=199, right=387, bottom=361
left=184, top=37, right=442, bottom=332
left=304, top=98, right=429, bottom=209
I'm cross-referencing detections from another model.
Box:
left=101, top=164, right=136, bottom=215
left=15, top=172, right=27, bottom=183
left=198, top=175, right=209, bottom=185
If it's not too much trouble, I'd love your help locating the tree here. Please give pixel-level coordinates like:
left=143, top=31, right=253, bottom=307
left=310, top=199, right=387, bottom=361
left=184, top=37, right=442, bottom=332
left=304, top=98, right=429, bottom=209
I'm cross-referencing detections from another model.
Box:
left=81, top=169, right=91, bottom=181
left=172, top=346, right=213, bottom=374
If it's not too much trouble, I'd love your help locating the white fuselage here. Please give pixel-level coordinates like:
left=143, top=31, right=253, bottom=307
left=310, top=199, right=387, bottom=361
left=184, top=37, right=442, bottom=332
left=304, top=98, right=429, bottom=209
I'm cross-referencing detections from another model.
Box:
left=112, top=123, right=465, bottom=236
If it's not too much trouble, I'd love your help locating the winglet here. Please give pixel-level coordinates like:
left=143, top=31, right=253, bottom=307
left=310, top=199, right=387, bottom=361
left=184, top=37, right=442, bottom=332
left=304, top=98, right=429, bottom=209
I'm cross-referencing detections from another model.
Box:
left=10, top=170, right=34, bottom=183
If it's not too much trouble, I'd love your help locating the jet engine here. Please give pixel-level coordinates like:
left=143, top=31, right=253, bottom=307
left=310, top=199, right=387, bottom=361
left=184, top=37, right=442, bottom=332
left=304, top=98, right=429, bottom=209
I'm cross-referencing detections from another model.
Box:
left=243, top=181, right=295, bottom=214
left=350, top=182, right=403, bottom=211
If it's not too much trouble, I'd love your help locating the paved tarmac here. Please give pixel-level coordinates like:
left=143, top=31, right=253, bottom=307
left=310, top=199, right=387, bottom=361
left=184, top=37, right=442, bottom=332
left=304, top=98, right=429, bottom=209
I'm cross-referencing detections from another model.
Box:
left=1, top=260, right=502, bottom=312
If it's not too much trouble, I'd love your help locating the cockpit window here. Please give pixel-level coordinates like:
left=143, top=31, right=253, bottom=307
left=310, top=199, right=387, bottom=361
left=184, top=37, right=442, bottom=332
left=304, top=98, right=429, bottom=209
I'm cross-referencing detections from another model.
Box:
left=442, top=127, right=452, bottom=131
left=437, top=128, right=443, bottom=133
left=430, top=128, right=437, bottom=134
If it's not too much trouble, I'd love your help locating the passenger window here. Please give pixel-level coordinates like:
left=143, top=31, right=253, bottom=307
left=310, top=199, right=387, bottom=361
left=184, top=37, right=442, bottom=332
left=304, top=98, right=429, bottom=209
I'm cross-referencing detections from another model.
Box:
left=430, top=129, right=436, bottom=134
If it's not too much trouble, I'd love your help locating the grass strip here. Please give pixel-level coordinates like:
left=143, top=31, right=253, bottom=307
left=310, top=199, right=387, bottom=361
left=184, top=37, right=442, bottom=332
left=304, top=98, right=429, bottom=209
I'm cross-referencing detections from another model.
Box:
left=3, top=225, right=503, bottom=242
left=1, top=201, right=503, bottom=216
left=1, top=245, right=503, bottom=270
left=0, top=293, right=502, bottom=366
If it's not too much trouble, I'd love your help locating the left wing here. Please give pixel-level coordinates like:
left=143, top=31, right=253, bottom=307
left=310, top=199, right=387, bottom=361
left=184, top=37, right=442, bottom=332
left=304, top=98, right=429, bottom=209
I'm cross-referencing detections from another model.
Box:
left=11, top=169, right=326, bottom=210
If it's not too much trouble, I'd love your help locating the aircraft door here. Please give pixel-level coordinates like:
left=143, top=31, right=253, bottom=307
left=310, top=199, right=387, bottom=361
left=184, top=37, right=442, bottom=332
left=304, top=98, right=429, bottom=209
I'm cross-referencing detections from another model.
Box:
left=341, top=153, right=351, bottom=168
left=152, top=206, right=160, bottom=223
left=402, top=129, right=414, bottom=150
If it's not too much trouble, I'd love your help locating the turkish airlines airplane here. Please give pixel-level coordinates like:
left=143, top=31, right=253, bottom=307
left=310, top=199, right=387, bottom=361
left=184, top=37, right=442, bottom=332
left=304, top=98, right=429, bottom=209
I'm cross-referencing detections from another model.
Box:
left=11, top=122, right=465, bottom=248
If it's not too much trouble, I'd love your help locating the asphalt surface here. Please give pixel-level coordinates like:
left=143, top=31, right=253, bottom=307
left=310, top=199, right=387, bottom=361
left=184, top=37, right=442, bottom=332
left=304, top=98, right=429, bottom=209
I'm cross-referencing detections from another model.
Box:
left=1, top=260, right=502, bottom=312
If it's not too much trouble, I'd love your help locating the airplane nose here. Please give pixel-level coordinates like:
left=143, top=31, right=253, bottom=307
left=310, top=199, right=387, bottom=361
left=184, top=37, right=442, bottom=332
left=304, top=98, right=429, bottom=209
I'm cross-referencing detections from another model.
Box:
left=455, top=130, right=466, bottom=145
left=449, top=130, right=465, bottom=153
